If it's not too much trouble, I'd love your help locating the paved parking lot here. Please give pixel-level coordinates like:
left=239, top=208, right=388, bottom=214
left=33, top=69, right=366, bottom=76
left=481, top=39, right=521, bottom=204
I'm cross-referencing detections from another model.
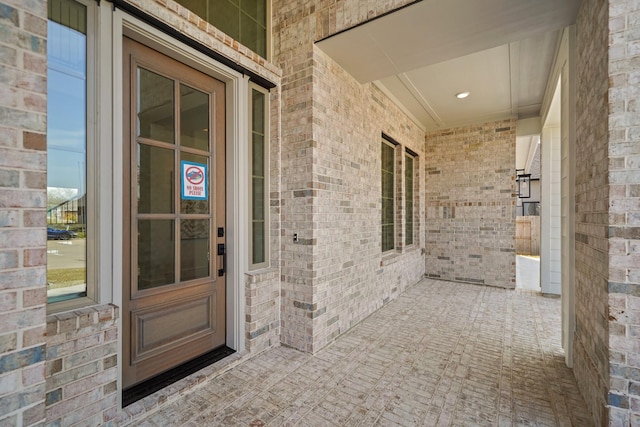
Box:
left=126, top=278, right=592, bottom=426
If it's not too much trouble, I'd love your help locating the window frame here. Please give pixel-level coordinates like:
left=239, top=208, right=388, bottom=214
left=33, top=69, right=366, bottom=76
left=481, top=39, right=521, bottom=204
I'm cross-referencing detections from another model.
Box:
left=381, top=135, right=398, bottom=254
left=172, top=0, right=271, bottom=61
left=404, top=149, right=417, bottom=248
left=248, top=83, right=270, bottom=270
left=46, top=0, right=99, bottom=313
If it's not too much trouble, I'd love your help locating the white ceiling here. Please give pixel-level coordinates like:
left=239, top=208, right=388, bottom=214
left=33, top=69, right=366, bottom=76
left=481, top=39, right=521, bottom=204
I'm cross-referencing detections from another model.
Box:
left=316, top=0, right=581, bottom=131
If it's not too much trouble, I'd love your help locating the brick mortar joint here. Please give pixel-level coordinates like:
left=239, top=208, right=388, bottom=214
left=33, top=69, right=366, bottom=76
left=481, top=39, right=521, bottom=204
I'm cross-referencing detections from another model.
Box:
left=46, top=304, right=119, bottom=328
left=245, top=267, right=280, bottom=282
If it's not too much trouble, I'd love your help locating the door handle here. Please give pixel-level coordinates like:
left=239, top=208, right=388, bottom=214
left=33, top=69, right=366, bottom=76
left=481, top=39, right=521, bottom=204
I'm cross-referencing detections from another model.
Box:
left=217, top=243, right=225, bottom=277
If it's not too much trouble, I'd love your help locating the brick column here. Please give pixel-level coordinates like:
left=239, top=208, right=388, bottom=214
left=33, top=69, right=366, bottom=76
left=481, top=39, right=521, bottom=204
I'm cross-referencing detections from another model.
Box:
left=573, top=0, right=612, bottom=425
left=0, top=0, right=49, bottom=425
left=272, top=0, right=425, bottom=352
left=606, top=0, right=640, bottom=425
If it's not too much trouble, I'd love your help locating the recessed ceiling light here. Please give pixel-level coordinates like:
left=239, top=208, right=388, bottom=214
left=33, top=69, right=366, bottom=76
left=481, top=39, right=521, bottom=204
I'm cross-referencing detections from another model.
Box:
left=455, top=91, right=470, bottom=99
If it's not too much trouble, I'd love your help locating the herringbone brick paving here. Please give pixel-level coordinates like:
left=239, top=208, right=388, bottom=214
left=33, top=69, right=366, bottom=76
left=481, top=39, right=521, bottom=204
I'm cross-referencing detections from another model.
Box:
left=129, top=279, right=592, bottom=426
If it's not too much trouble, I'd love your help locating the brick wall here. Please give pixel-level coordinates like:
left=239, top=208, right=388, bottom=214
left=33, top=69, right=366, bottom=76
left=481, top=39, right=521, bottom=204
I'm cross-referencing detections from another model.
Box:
left=573, top=0, right=610, bottom=425
left=272, top=0, right=424, bottom=352
left=44, top=305, right=118, bottom=426
left=0, top=0, right=48, bottom=425
left=273, top=0, right=315, bottom=350
left=425, top=121, right=516, bottom=289
left=309, top=49, right=425, bottom=351
left=0, top=0, right=284, bottom=424
left=245, top=269, right=280, bottom=352
left=606, top=0, right=640, bottom=425
left=243, top=86, right=283, bottom=353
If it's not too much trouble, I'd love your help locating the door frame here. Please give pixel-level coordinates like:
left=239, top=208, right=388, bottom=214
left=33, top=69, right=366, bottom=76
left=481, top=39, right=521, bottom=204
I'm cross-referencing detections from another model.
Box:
left=111, top=10, right=249, bottom=401
left=539, top=26, right=576, bottom=367
left=122, top=37, right=228, bottom=388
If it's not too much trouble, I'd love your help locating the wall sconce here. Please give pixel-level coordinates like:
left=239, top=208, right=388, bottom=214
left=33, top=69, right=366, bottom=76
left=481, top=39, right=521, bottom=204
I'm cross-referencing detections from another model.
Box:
left=516, top=169, right=531, bottom=199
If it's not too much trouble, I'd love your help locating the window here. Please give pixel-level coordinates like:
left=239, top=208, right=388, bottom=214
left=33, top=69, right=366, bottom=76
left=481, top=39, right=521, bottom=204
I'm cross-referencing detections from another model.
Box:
left=249, top=85, right=269, bottom=269
left=175, top=0, right=268, bottom=58
left=381, top=138, right=396, bottom=252
left=46, top=0, right=94, bottom=305
left=405, top=151, right=415, bottom=246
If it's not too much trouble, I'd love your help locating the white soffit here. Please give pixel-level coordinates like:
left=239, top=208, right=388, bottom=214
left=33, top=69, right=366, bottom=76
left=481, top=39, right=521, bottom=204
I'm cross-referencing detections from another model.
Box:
left=406, top=45, right=512, bottom=124
left=317, top=0, right=581, bottom=84
left=316, top=0, right=580, bottom=131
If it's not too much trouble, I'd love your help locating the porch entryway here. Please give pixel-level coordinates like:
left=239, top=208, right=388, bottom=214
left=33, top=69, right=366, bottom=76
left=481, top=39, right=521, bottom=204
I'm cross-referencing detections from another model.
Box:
left=117, top=278, right=591, bottom=426
left=122, top=38, right=228, bottom=391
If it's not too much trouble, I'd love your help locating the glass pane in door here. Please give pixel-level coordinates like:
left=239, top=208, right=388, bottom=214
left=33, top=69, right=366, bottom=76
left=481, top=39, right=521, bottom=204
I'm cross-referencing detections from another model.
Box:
left=138, top=220, right=175, bottom=289
left=180, top=219, right=210, bottom=281
left=180, top=84, right=209, bottom=151
left=138, top=144, right=174, bottom=213
left=138, top=68, right=174, bottom=143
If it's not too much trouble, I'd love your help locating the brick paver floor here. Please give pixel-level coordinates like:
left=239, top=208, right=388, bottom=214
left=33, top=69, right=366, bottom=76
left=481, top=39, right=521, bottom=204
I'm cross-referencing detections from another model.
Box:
left=128, top=279, right=592, bottom=426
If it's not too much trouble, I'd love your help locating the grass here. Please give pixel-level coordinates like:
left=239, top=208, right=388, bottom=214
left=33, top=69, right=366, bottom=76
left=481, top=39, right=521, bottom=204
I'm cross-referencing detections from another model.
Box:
left=47, top=268, right=86, bottom=288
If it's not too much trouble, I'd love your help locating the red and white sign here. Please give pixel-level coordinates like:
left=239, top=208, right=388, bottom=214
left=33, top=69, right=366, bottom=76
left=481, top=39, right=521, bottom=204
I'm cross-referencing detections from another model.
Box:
left=181, top=161, right=207, bottom=200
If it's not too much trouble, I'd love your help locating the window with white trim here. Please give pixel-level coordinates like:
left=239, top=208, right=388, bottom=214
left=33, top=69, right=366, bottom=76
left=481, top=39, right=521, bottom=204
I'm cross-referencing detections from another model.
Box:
left=405, top=150, right=416, bottom=247
left=175, top=0, right=268, bottom=58
left=46, top=0, right=96, bottom=306
left=381, top=138, right=396, bottom=253
left=249, top=84, right=269, bottom=269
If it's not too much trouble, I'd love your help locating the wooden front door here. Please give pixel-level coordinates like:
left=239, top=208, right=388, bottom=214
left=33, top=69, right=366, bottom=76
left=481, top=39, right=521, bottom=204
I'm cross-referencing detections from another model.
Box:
left=122, top=38, right=226, bottom=388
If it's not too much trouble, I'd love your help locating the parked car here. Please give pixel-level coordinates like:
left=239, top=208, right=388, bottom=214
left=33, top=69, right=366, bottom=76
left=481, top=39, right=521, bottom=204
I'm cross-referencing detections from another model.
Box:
left=47, top=227, right=75, bottom=240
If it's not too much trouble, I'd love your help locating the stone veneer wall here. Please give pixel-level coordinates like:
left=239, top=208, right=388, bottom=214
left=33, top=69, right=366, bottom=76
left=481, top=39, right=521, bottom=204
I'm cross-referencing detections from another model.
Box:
left=0, top=0, right=48, bottom=425
left=272, top=0, right=424, bottom=352
left=573, top=1, right=610, bottom=426
left=424, top=121, right=516, bottom=289
left=605, top=0, right=640, bottom=425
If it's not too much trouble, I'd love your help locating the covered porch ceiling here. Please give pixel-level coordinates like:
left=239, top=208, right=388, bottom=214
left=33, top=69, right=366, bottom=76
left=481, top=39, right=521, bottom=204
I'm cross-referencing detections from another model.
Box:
left=316, top=0, right=581, bottom=132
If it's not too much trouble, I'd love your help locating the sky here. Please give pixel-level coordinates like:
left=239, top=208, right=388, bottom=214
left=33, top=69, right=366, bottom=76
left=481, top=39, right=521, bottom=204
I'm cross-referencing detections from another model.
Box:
left=47, top=20, right=87, bottom=194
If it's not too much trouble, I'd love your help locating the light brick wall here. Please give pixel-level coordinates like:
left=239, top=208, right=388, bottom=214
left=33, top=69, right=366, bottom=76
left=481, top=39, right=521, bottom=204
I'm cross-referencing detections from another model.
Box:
left=273, top=0, right=315, bottom=348
left=243, top=85, right=283, bottom=353
left=606, top=0, right=640, bottom=425
left=309, top=49, right=425, bottom=351
left=425, top=121, right=516, bottom=289
left=245, top=269, right=280, bottom=352
left=273, top=0, right=424, bottom=352
left=268, top=87, right=282, bottom=275
left=573, top=0, right=610, bottom=425
left=0, top=0, right=48, bottom=425
left=44, top=305, right=118, bottom=426
left=6, top=0, right=285, bottom=422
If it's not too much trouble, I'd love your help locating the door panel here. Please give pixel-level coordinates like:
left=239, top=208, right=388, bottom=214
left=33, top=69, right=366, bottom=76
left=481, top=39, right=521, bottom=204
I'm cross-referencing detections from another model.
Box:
left=132, top=294, right=214, bottom=361
left=123, top=38, right=226, bottom=389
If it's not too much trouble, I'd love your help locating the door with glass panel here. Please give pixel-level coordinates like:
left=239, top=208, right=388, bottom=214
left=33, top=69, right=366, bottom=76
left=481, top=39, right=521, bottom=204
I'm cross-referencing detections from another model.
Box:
left=123, top=38, right=226, bottom=388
